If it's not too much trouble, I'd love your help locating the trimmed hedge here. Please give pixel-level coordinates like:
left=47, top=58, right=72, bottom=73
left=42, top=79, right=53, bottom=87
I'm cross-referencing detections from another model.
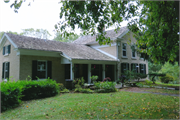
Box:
left=1, top=78, right=59, bottom=112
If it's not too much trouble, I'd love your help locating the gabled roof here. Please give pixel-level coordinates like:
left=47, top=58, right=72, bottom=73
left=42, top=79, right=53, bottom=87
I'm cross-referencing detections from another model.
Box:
left=73, top=26, right=129, bottom=45
left=4, top=33, right=117, bottom=61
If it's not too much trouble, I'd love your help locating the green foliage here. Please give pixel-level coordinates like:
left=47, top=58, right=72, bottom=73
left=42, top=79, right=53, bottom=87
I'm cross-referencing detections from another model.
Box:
left=159, top=74, right=175, bottom=84
left=129, top=1, right=179, bottom=63
left=135, top=82, right=144, bottom=88
left=73, top=77, right=85, bottom=86
left=60, top=89, right=70, bottom=93
left=53, top=32, right=79, bottom=43
left=90, top=75, right=98, bottom=82
left=21, top=28, right=52, bottom=39
left=158, top=62, right=179, bottom=83
left=58, top=83, right=66, bottom=91
left=1, top=78, right=59, bottom=112
left=144, top=80, right=153, bottom=86
left=1, top=81, right=22, bottom=112
left=94, top=82, right=117, bottom=93
left=148, top=62, right=163, bottom=81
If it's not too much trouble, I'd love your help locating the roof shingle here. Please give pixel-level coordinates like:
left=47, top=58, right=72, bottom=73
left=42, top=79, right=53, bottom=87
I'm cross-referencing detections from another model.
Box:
left=5, top=33, right=117, bottom=61
left=73, top=26, right=128, bottom=45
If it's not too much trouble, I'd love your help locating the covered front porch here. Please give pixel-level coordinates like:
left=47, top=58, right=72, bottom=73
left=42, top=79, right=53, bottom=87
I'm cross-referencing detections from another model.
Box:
left=62, top=59, right=118, bottom=84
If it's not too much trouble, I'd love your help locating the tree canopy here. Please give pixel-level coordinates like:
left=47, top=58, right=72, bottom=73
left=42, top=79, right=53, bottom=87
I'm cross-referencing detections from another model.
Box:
left=4, top=1, right=180, bottom=63
left=53, top=32, right=79, bottom=43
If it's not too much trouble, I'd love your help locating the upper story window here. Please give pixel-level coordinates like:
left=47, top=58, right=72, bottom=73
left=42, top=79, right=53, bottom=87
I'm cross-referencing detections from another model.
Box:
left=3, top=45, right=11, bottom=56
left=122, top=43, right=127, bottom=57
left=131, top=46, right=136, bottom=58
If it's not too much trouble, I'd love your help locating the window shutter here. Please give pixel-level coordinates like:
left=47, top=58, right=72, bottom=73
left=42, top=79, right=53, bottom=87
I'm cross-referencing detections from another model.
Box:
left=121, top=63, right=124, bottom=74
left=8, top=45, right=11, bottom=54
left=32, top=60, right=37, bottom=80
left=3, top=47, right=5, bottom=55
left=131, top=64, right=133, bottom=71
left=47, top=61, right=52, bottom=79
left=2, top=63, right=5, bottom=78
left=144, top=64, right=146, bottom=74
left=7, top=62, right=10, bottom=79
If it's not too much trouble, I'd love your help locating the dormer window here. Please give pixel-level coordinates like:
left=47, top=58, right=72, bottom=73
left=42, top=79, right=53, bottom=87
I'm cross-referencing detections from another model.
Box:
left=3, top=45, right=11, bottom=56
left=122, top=43, right=127, bottom=57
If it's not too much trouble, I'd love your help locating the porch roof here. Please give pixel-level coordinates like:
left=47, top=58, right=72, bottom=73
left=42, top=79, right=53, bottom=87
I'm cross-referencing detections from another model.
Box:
left=5, top=33, right=117, bottom=61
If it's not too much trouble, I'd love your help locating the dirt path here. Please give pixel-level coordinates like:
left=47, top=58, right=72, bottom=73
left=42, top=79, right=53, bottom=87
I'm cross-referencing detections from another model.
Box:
left=120, top=87, right=179, bottom=97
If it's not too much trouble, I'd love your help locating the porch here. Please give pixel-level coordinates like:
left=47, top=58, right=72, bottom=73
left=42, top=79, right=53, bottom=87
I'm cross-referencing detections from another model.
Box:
left=62, top=59, right=118, bottom=84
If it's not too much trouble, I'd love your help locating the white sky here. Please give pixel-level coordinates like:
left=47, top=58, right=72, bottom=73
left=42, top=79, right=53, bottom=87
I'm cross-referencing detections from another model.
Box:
left=0, top=0, right=128, bottom=39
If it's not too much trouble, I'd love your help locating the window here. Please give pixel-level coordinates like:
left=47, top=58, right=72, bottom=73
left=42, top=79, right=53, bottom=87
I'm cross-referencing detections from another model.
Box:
left=122, top=43, right=127, bottom=57
left=2, top=62, right=10, bottom=80
left=37, top=61, right=47, bottom=79
left=131, top=46, right=136, bottom=58
left=121, top=63, right=129, bottom=74
left=32, top=60, right=52, bottom=80
left=131, top=63, right=138, bottom=73
left=140, top=64, right=146, bottom=74
left=3, top=45, right=11, bottom=55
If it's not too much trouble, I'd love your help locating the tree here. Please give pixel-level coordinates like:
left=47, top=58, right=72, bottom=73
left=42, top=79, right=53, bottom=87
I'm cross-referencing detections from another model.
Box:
left=128, top=1, right=179, bottom=64
left=5, top=1, right=179, bottom=63
left=21, top=28, right=52, bottom=39
left=0, top=31, right=20, bottom=40
left=53, top=32, right=79, bottom=43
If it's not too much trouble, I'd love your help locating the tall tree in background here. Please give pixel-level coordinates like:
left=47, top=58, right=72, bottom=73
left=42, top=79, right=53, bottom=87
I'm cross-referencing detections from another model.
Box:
left=21, top=28, right=52, bottom=39
left=53, top=32, right=79, bottom=43
left=0, top=31, right=20, bottom=40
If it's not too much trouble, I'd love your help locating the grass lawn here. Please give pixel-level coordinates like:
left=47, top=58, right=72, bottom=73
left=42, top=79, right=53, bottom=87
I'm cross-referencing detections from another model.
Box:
left=1, top=91, right=179, bottom=119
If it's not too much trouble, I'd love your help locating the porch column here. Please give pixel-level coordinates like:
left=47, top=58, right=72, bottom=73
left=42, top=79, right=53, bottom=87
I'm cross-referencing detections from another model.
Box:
left=102, top=64, right=105, bottom=80
left=70, top=63, right=74, bottom=80
left=114, top=64, right=117, bottom=81
left=88, top=64, right=91, bottom=84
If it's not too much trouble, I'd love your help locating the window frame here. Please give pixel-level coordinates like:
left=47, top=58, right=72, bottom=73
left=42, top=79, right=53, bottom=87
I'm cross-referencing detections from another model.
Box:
left=140, top=64, right=146, bottom=74
left=122, top=43, right=127, bottom=57
left=37, top=60, right=47, bottom=80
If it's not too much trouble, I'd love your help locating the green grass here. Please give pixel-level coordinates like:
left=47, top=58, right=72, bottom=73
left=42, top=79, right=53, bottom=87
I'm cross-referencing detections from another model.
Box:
left=1, top=91, right=179, bottom=119
left=155, top=82, right=180, bottom=86
left=144, top=88, right=180, bottom=94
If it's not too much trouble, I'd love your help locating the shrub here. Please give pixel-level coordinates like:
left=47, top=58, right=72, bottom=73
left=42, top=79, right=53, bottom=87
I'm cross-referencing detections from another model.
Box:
left=136, top=82, right=144, bottom=88
left=158, top=62, right=179, bottom=83
left=159, top=74, right=175, bottom=83
left=94, top=82, right=117, bottom=93
left=21, top=78, right=59, bottom=100
left=58, top=83, right=66, bottom=91
left=1, top=81, right=23, bottom=112
left=90, top=75, right=98, bottom=82
left=144, top=80, right=153, bottom=85
left=73, top=77, right=85, bottom=86
left=60, top=89, right=70, bottom=93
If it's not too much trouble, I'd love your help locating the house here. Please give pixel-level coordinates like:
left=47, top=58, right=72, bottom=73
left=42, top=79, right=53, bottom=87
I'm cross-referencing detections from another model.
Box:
left=0, top=26, right=148, bottom=84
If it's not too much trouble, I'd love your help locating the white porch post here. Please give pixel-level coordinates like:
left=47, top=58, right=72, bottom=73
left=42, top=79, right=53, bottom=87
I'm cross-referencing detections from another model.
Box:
left=102, top=64, right=105, bottom=80
left=70, top=63, right=74, bottom=80
left=88, top=64, right=91, bottom=84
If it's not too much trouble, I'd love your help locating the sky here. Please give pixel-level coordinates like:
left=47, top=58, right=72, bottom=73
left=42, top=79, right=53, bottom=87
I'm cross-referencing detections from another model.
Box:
left=0, top=0, right=128, bottom=39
